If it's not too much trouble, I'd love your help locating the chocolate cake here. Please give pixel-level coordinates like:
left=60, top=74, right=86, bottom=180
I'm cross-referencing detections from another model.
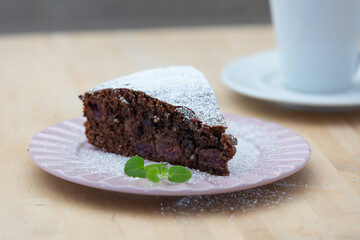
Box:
left=79, top=66, right=237, bottom=176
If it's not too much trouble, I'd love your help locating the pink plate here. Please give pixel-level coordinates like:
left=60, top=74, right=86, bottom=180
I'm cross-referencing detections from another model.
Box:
left=28, top=114, right=311, bottom=196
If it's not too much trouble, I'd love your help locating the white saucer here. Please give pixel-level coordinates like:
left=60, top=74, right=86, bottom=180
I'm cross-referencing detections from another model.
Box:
left=221, top=50, right=360, bottom=109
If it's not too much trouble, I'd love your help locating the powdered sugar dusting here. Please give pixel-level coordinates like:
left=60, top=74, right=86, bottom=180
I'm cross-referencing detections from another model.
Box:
left=29, top=115, right=311, bottom=196
left=62, top=117, right=282, bottom=185
left=89, top=66, right=226, bottom=127
left=153, top=180, right=297, bottom=217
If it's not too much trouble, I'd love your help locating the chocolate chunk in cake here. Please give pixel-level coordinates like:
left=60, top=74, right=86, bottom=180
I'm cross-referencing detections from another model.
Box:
left=79, top=66, right=237, bottom=176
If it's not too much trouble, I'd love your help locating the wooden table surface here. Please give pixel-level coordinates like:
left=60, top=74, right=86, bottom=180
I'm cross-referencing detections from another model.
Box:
left=1, top=25, right=360, bottom=240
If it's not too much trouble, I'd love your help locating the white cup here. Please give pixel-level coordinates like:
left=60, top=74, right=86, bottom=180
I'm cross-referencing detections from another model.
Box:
left=270, top=0, right=360, bottom=93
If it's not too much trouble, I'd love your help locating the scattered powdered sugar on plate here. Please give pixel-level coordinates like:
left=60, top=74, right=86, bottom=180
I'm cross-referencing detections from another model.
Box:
left=88, top=66, right=226, bottom=127
left=62, top=117, right=273, bottom=185
left=29, top=114, right=310, bottom=196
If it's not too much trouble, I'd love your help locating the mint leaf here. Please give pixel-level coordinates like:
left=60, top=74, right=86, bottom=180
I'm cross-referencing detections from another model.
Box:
left=168, top=166, right=192, bottom=183
left=159, top=165, right=168, bottom=178
left=124, top=156, right=146, bottom=178
left=124, top=157, right=192, bottom=183
left=145, top=167, right=161, bottom=183
left=145, top=164, right=168, bottom=178
left=144, top=164, right=164, bottom=172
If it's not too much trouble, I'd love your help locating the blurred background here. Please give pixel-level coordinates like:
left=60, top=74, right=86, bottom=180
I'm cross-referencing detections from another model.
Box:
left=0, top=0, right=270, bottom=34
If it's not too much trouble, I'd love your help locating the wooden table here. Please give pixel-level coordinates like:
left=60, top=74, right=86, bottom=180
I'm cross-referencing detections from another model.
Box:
left=1, top=26, right=360, bottom=240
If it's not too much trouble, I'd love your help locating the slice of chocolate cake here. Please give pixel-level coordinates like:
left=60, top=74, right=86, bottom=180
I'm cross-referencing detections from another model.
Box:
left=79, top=66, right=237, bottom=176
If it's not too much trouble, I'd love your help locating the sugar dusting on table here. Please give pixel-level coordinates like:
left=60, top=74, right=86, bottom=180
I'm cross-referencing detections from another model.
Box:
left=154, top=180, right=297, bottom=218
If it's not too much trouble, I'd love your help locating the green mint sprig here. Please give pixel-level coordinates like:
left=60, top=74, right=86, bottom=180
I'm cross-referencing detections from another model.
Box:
left=124, top=156, right=192, bottom=183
